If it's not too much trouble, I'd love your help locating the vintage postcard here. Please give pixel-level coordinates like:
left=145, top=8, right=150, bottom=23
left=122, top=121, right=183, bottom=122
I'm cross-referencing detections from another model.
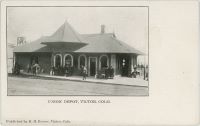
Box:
left=0, top=0, right=199, bottom=126
left=6, top=5, right=149, bottom=96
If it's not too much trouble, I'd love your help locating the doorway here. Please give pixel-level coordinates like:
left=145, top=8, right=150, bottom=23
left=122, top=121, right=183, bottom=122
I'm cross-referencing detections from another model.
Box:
left=55, top=55, right=61, bottom=67
left=30, top=55, right=39, bottom=65
left=119, top=55, right=130, bottom=76
left=89, top=57, right=97, bottom=76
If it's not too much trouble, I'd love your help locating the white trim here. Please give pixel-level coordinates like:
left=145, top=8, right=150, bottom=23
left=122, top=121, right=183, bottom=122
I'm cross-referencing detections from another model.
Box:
left=63, top=53, right=73, bottom=67
left=131, top=55, right=134, bottom=73
left=88, top=57, right=98, bottom=76
left=78, top=54, right=87, bottom=69
left=99, top=54, right=109, bottom=69
left=13, top=53, right=16, bottom=66
left=54, top=54, right=62, bottom=67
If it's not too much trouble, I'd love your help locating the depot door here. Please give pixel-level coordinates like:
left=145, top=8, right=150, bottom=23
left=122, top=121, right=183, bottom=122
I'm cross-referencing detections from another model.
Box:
left=120, top=55, right=129, bottom=76
left=89, top=57, right=97, bottom=76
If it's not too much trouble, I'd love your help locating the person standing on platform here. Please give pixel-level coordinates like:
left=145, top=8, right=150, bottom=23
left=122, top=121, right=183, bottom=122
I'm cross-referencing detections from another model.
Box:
left=82, top=66, right=87, bottom=80
left=110, top=66, right=114, bottom=79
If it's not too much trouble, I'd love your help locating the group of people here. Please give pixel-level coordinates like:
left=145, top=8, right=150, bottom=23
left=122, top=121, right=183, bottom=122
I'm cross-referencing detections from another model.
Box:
left=12, top=62, right=41, bottom=76
left=131, top=65, right=139, bottom=78
left=97, top=66, right=114, bottom=79
left=50, top=65, right=74, bottom=76
left=131, top=65, right=149, bottom=80
left=13, top=62, right=149, bottom=81
left=104, top=66, right=114, bottom=79
left=27, top=63, right=41, bottom=76
left=50, top=65, right=87, bottom=80
left=13, top=62, right=113, bottom=80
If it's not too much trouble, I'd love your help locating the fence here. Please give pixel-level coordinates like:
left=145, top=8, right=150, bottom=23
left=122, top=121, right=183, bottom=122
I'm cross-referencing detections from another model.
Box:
left=136, top=65, right=149, bottom=80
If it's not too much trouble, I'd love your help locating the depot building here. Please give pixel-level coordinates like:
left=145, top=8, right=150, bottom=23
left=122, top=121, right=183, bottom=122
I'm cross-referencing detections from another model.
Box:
left=13, top=20, right=144, bottom=77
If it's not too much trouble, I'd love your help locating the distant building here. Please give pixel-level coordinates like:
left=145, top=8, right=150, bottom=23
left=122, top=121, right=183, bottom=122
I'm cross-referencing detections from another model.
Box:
left=13, top=21, right=144, bottom=76
left=17, top=37, right=26, bottom=46
left=7, top=43, right=16, bottom=73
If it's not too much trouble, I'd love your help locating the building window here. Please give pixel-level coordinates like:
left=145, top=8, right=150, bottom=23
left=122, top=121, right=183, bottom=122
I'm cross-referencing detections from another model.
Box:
left=63, top=54, right=73, bottom=67
left=54, top=54, right=62, bottom=67
left=78, top=54, right=87, bottom=69
left=122, top=58, right=126, bottom=67
left=99, top=55, right=109, bottom=69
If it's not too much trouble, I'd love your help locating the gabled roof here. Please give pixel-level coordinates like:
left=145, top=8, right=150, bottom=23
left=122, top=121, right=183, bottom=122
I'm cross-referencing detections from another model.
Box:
left=13, top=21, right=144, bottom=55
left=41, top=20, right=85, bottom=44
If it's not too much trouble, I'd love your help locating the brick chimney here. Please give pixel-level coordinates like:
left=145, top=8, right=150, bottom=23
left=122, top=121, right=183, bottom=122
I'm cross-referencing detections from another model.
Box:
left=101, top=25, right=105, bottom=34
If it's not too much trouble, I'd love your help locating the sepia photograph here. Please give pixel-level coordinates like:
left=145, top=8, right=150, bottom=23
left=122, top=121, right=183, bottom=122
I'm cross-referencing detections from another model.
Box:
left=7, top=6, right=149, bottom=96
left=1, top=1, right=199, bottom=126
left=0, top=0, right=200, bottom=126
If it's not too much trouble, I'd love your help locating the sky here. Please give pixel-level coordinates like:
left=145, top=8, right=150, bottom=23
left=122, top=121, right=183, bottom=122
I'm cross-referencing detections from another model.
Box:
left=7, top=7, right=148, bottom=64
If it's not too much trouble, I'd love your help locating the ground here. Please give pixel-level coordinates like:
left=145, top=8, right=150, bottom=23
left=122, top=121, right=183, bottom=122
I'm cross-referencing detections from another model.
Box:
left=7, top=75, right=148, bottom=96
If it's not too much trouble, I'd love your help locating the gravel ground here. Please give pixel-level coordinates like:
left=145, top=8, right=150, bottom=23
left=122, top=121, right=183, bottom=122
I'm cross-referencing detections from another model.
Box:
left=7, top=75, right=148, bottom=96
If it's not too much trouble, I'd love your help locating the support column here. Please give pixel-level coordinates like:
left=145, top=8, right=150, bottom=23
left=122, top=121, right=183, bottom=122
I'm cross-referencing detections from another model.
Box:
left=131, top=55, right=137, bottom=73
left=133, top=55, right=137, bottom=67
left=13, top=52, right=16, bottom=66
left=51, top=53, right=54, bottom=67
left=87, top=56, right=90, bottom=76
left=51, top=47, right=55, bottom=67
left=131, top=55, right=134, bottom=73
left=62, top=52, right=65, bottom=67
left=110, top=54, right=116, bottom=75
left=13, top=52, right=16, bottom=74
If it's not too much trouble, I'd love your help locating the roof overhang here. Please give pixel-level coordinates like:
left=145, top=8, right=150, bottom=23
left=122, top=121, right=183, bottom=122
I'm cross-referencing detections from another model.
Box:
left=41, top=41, right=88, bottom=46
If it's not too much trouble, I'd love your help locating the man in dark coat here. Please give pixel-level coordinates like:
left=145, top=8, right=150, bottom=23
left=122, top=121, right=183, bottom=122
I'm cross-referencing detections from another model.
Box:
left=110, top=66, right=114, bottom=79
left=105, top=66, right=109, bottom=79
left=82, top=66, right=87, bottom=80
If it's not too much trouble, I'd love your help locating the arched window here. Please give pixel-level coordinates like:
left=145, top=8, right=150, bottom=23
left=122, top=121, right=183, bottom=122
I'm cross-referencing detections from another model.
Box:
left=99, top=55, right=109, bottom=69
left=54, top=54, right=62, bottom=67
left=78, top=54, right=87, bottom=69
left=63, top=54, right=73, bottom=67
